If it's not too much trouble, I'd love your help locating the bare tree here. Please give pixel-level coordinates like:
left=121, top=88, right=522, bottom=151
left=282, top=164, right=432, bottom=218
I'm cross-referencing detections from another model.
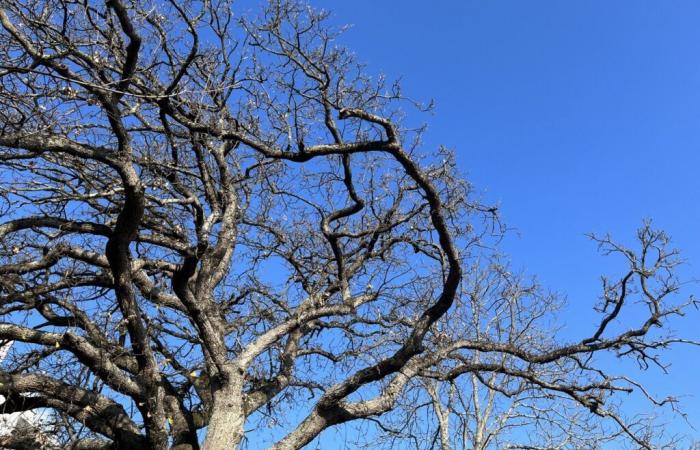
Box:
left=0, top=1, right=696, bottom=449
left=376, top=261, right=694, bottom=450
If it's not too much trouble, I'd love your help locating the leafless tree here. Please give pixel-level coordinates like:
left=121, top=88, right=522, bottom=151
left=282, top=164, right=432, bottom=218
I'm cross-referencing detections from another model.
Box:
left=0, top=1, right=696, bottom=449
left=372, top=261, right=695, bottom=450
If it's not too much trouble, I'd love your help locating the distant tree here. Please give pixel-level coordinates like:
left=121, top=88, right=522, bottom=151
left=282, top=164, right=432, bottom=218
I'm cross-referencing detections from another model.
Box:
left=0, top=1, right=696, bottom=449
left=373, top=260, right=695, bottom=450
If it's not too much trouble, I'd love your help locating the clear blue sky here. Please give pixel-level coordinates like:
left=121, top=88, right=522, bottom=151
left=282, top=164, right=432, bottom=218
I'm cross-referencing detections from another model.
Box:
left=313, top=0, right=700, bottom=442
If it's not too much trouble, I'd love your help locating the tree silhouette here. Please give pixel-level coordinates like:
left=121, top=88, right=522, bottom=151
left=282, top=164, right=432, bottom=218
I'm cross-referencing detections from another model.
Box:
left=0, top=1, right=696, bottom=449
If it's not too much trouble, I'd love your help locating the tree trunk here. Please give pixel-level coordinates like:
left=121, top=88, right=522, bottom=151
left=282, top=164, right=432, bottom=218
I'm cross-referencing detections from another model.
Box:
left=201, top=380, right=246, bottom=450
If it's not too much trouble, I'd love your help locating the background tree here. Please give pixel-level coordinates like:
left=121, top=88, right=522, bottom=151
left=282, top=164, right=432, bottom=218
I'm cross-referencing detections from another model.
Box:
left=0, top=1, right=696, bottom=449
left=373, top=260, right=694, bottom=450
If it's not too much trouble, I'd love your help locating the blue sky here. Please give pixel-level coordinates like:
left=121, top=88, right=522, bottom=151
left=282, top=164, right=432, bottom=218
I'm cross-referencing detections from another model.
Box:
left=312, top=0, right=700, bottom=441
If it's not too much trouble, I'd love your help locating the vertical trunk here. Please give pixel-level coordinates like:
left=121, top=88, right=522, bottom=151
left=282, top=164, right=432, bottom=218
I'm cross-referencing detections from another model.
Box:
left=425, top=382, right=451, bottom=450
left=201, top=379, right=246, bottom=450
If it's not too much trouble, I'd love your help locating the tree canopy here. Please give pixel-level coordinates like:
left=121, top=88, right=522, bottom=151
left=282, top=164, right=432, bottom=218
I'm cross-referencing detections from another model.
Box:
left=0, top=1, right=696, bottom=449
